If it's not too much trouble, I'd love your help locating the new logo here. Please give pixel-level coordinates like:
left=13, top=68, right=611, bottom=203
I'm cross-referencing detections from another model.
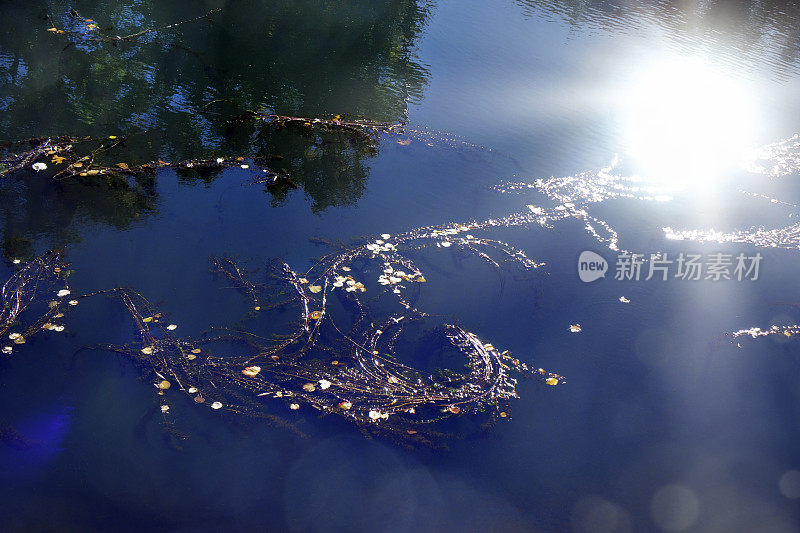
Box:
left=578, top=251, right=608, bottom=282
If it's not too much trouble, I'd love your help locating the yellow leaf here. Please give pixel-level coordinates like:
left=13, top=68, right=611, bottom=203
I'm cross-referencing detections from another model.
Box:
left=47, top=27, right=59, bottom=32
left=116, top=162, right=129, bottom=170
left=308, top=285, right=322, bottom=293
left=242, top=366, right=262, bottom=377
left=545, top=377, right=559, bottom=386
left=108, top=135, right=117, bottom=140
left=141, top=347, right=153, bottom=355
left=157, top=380, right=171, bottom=390
left=310, top=310, right=323, bottom=320
left=143, top=316, right=153, bottom=323
left=51, top=155, right=65, bottom=164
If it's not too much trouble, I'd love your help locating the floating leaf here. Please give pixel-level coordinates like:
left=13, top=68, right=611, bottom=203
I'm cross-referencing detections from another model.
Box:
left=141, top=346, right=153, bottom=355
left=68, top=300, right=78, bottom=306
left=194, top=395, right=205, bottom=404
left=53, top=325, right=65, bottom=332
left=318, top=379, right=331, bottom=390
left=210, top=401, right=223, bottom=410
left=188, top=387, right=198, bottom=394
left=545, top=377, right=559, bottom=386
left=397, top=138, right=411, bottom=145
left=302, top=383, right=316, bottom=392
left=31, top=162, right=47, bottom=171
left=499, top=412, right=508, bottom=418
left=338, top=401, right=352, bottom=410
left=308, top=285, right=322, bottom=293
left=191, top=348, right=201, bottom=354
left=160, top=405, right=170, bottom=413
left=242, top=366, right=261, bottom=377
left=254, top=306, right=261, bottom=311
left=56, top=289, right=70, bottom=297
left=289, top=403, right=300, bottom=410
left=142, top=316, right=153, bottom=323
left=2, top=346, right=12, bottom=354
left=166, top=324, right=177, bottom=331
left=619, top=296, right=630, bottom=303
left=310, top=311, right=323, bottom=320
left=157, top=380, right=171, bottom=390
left=116, top=162, right=129, bottom=170
left=448, top=405, right=461, bottom=414
left=8, top=333, right=21, bottom=340
left=51, top=155, right=65, bottom=164
left=484, top=343, right=495, bottom=351
left=569, top=324, right=582, bottom=333
left=12, top=335, right=25, bottom=345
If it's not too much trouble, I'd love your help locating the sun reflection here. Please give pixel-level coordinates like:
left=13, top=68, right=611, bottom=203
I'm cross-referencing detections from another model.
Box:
left=623, top=58, right=757, bottom=191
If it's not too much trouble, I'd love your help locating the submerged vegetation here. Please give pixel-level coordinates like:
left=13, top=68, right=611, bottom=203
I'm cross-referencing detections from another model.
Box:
left=1, top=224, right=563, bottom=446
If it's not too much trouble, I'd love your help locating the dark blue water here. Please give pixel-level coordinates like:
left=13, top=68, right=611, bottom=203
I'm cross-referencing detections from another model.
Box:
left=2, top=1, right=800, bottom=531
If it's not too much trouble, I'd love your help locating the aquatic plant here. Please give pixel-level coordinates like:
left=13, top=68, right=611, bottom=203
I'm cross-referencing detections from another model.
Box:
left=1, top=223, right=563, bottom=446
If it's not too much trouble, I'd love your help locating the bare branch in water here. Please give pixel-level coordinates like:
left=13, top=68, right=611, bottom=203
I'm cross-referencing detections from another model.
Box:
left=0, top=136, right=295, bottom=188
left=1, top=222, right=563, bottom=446
left=44, top=8, right=221, bottom=44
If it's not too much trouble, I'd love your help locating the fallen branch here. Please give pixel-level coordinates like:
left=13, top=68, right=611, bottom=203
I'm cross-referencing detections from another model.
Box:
left=45, top=8, right=221, bottom=44
left=0, top=136, right=295, bottom=187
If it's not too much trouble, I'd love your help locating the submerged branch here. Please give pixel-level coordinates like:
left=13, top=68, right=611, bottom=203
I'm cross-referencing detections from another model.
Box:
left=1, top=220, right=563, bottom=446
left=45, top=8, right=221, bottom=44
left=0, top=136, right=295, bottom=187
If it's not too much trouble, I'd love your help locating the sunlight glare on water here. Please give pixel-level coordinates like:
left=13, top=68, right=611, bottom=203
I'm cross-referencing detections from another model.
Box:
left=623, top=57, right=758, bottom=192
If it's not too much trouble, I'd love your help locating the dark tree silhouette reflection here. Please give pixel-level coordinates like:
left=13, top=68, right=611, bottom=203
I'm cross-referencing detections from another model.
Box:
left=0, top=0, right=433, bottom=252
